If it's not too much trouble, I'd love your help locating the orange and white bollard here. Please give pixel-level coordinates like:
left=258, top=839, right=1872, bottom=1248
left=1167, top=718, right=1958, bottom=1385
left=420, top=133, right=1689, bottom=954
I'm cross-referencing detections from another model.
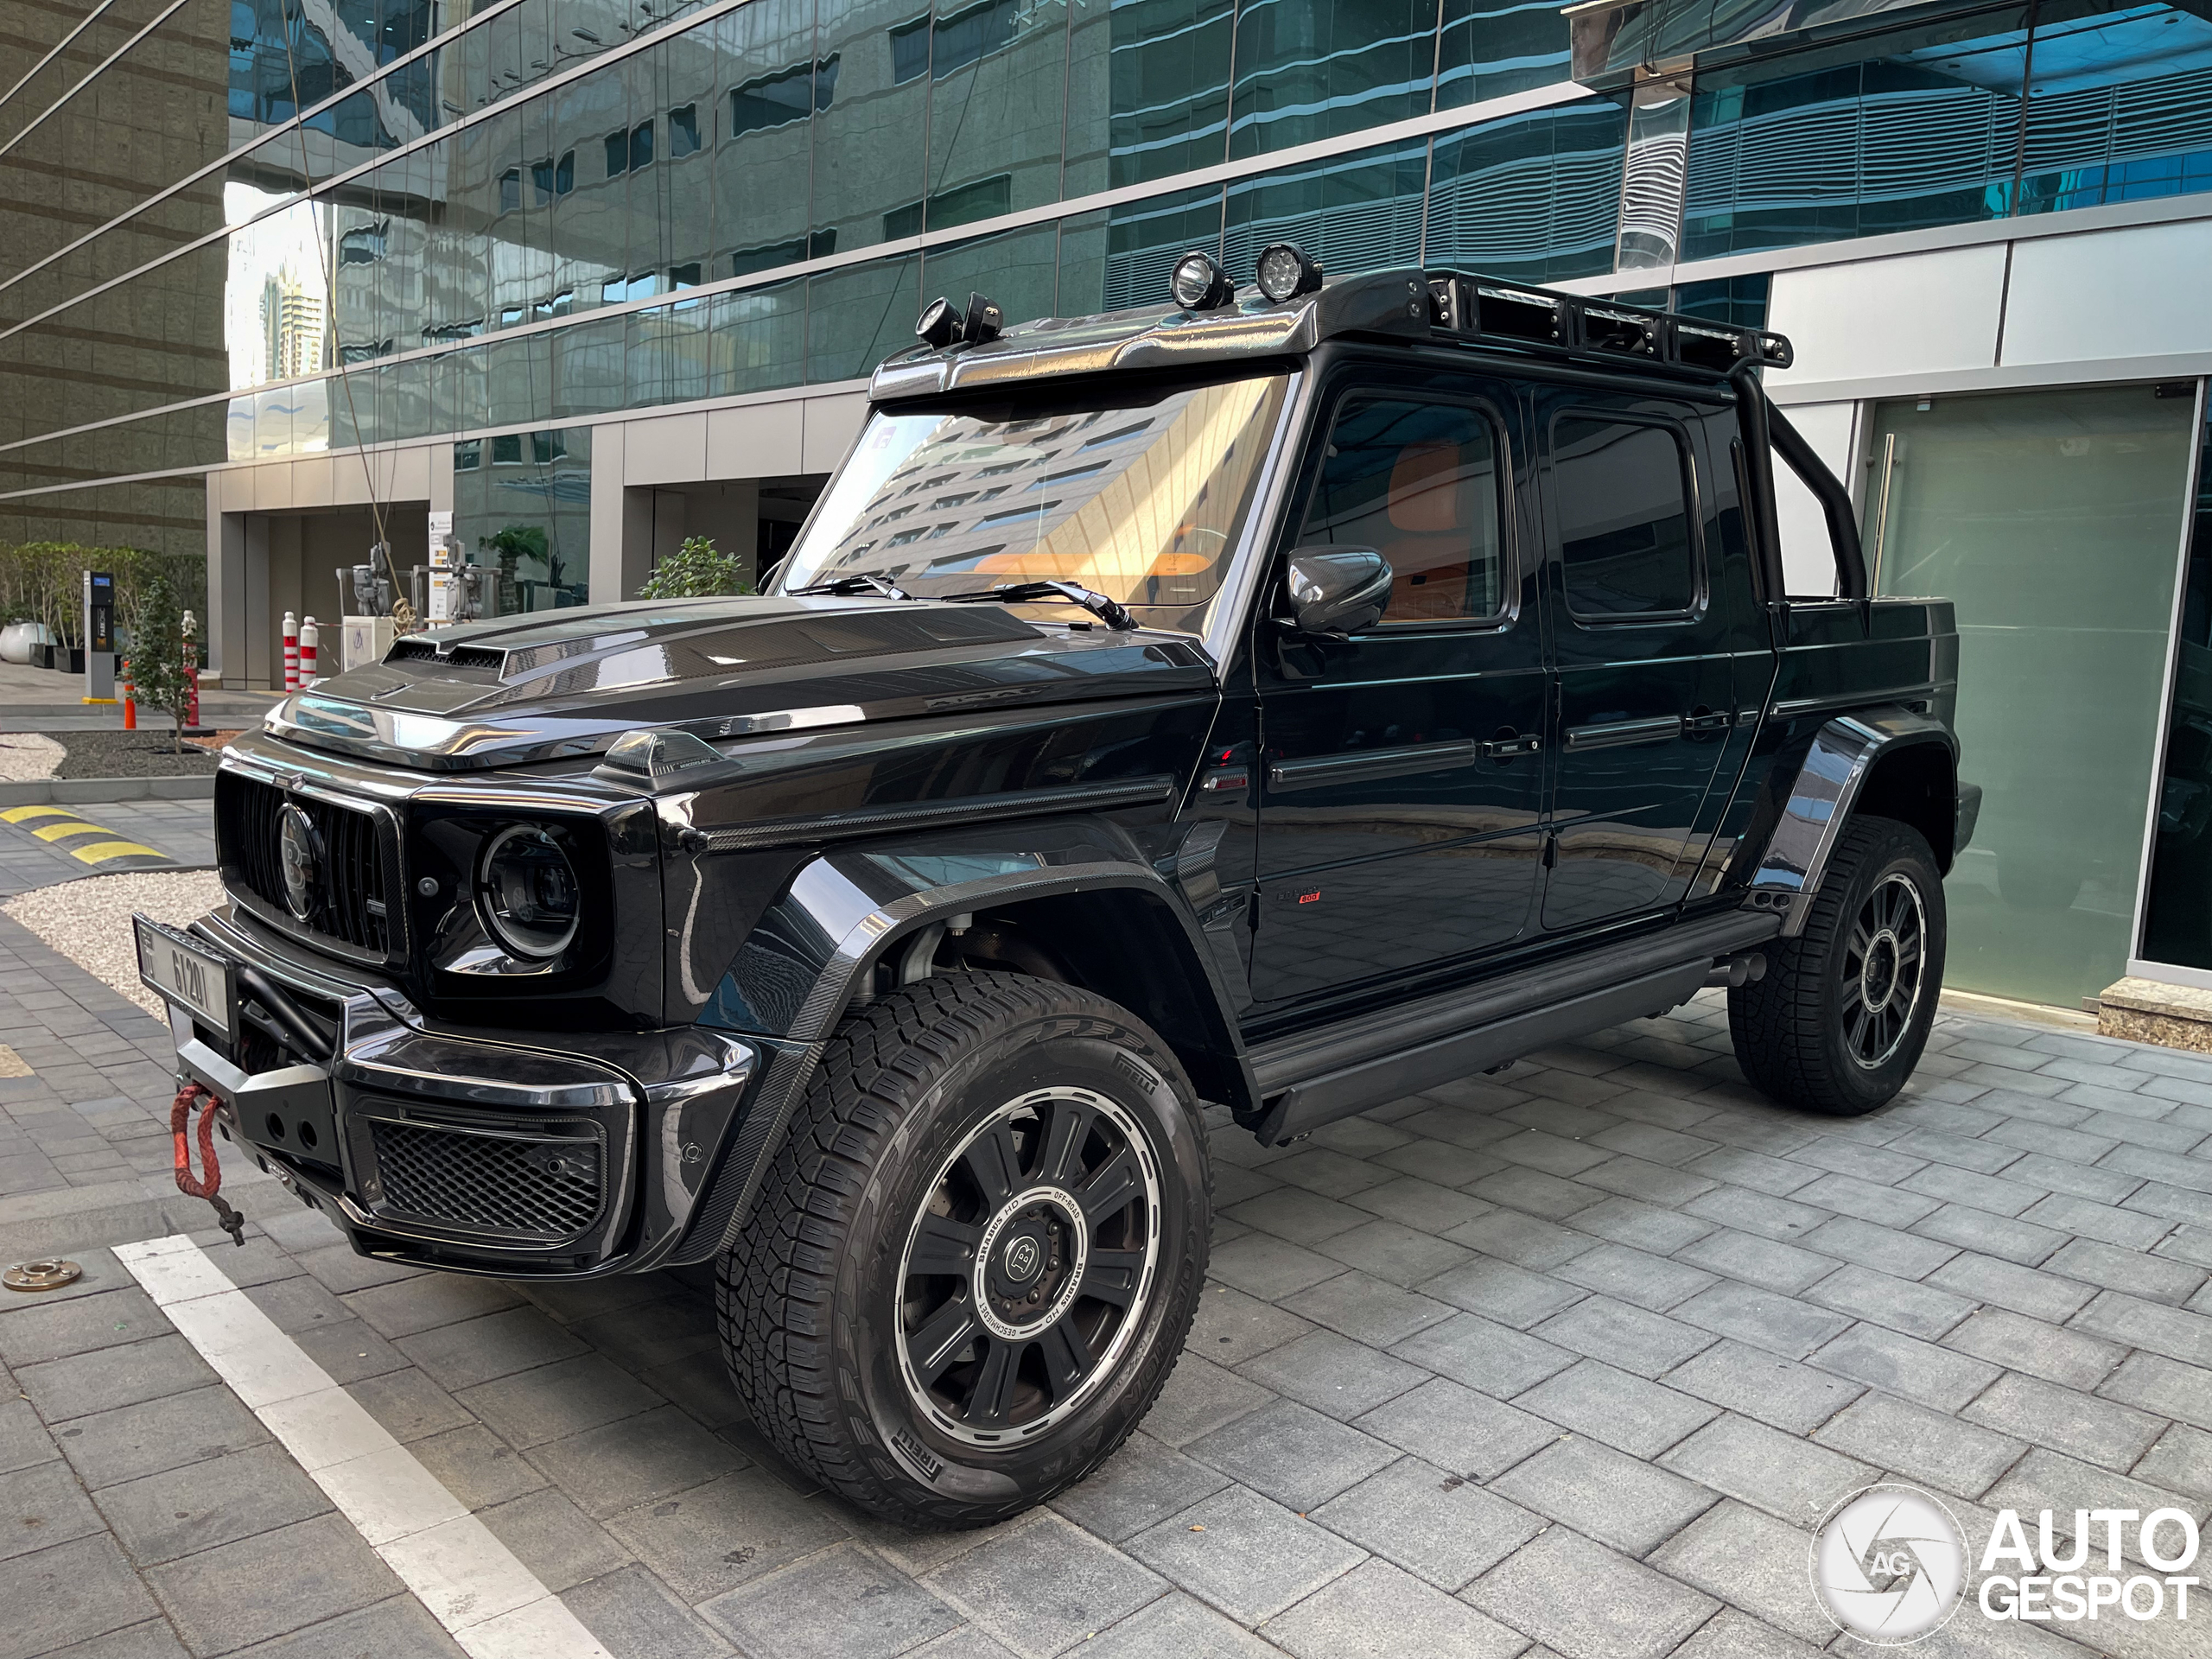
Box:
left=283, top=610, right=299, bottom=690
left=122, top=658, right=137, bottom=729
left=298, top=614, right=319, bottom=688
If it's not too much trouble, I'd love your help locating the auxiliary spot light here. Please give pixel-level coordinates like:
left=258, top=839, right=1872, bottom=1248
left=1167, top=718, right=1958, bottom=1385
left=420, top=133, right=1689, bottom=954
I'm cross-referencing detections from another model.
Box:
left=1169, top=250, right=1233, bottom=311
left=1255, top=241, right=1323, bottom=304
left=914, top=290, right=1004, bottom=350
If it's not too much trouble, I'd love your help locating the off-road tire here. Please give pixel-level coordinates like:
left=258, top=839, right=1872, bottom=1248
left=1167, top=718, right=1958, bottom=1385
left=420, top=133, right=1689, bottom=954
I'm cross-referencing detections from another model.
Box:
left=715, top=970, right=1211, bottom=1529
left=1729, top=816, right=1946, bottom=1116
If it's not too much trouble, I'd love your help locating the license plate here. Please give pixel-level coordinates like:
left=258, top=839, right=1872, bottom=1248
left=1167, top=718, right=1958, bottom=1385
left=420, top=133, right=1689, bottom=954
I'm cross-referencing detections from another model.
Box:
left=134, top=914, right=238, bottom=1042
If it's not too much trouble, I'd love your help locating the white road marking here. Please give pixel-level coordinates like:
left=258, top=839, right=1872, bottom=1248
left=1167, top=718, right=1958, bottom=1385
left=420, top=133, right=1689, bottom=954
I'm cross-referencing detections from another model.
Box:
left=116, top=1234, right=612, bottom=1659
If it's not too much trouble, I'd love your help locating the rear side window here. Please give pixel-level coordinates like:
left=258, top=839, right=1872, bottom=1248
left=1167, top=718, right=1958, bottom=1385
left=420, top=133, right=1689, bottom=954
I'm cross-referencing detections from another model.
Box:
left=1300, top=397, right=1507, bottom=624
left=1552, top=416, right=1697, bottom=619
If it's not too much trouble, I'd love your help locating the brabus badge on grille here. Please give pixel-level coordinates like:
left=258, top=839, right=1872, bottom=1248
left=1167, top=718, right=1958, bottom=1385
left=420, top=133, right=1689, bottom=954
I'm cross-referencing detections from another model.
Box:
left=278, top=803, right=321, bottom=921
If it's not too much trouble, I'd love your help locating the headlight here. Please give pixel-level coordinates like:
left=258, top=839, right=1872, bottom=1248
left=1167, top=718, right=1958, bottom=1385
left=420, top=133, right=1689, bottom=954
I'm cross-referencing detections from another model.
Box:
left=477, top=824, right=581, bottom=958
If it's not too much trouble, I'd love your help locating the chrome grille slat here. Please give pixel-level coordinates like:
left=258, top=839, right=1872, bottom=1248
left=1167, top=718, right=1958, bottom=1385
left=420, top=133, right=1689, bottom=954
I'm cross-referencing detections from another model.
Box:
left=217, top=772, right=395, bottom=961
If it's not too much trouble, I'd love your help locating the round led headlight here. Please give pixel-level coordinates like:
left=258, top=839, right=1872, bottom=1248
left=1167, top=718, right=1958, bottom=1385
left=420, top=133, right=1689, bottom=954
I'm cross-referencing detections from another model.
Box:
left=477, top=823, right=581, bottom=959
left=1169, top=250, right=1233, bottom=312
left=1255, top=241, right=1323, bottom=304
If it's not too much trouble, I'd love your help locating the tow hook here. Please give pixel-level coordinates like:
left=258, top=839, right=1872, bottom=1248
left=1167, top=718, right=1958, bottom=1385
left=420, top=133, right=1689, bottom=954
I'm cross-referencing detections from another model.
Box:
left=170, top=1081, right=245, bottom=1246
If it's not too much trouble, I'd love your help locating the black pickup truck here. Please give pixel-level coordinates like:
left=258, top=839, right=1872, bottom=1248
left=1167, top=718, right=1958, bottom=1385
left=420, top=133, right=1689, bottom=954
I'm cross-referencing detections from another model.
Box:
left=138, top=251, right=1975, bottom=1529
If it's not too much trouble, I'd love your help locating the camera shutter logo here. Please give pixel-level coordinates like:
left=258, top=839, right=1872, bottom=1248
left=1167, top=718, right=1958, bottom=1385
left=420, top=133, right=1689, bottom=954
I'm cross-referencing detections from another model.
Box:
left=1811, top=1484, right=1968, bottom=1644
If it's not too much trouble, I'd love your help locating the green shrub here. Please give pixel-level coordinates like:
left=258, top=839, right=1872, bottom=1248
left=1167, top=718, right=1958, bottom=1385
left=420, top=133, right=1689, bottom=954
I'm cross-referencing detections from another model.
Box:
left=635, top=536, right=753, bottom=600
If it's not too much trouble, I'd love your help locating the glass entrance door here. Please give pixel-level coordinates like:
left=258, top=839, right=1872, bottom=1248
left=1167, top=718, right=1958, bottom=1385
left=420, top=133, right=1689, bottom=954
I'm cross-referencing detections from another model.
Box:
left=2135, top=390, right=2212, bottom=976
left=1867, top=385, right=2196, bottom=1008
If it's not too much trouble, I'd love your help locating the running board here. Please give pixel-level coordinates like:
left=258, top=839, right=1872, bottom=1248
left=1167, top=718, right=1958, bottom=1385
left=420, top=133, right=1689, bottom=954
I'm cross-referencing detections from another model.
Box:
left=1247, top=911, right=1783, bottom=1146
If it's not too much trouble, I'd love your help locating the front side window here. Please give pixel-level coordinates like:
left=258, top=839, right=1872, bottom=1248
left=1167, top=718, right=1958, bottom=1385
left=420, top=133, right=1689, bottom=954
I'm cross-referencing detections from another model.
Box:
left=1301, top=396, right=1507, bottom=623
left=1553, top=416, right=1698, bottom=618
left=775, top=374, right=1292, bottom=632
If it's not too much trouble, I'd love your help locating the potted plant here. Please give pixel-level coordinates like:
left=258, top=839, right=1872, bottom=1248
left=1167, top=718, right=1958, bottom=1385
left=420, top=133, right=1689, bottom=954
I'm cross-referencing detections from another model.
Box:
left=635, top=535, right=753, bottom=599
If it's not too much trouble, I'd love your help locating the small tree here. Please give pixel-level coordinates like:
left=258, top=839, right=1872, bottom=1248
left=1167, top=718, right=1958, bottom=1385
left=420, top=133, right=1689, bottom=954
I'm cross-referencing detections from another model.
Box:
left=635, top=535, right=753, bottom=600
left=130, top=571, right=194, bottom=754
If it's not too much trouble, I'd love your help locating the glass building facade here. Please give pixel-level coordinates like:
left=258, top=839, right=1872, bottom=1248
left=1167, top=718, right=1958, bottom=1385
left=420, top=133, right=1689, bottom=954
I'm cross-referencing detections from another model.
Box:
left=7, top=0, right=2209, bottom=546
left=4, top=0, right=2212, bottom=1011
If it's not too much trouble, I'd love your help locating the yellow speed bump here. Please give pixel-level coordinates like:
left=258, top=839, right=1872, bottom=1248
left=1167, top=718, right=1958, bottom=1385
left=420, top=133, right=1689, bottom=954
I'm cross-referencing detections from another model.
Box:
left=68, top=839, right=168, bottom=865
left=0, top=804, right=170, bottom=866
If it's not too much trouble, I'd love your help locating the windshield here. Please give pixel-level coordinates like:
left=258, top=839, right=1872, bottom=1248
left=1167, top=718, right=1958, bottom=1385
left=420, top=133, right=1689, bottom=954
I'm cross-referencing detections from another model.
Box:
left=774, top=373, right=1292, bottom=632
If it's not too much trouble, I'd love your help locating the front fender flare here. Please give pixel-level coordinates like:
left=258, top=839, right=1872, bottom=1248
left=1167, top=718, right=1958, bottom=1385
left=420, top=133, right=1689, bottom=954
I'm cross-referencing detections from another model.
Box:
left=1743, top=705, right=1958, bottom=938
left=671, top=816, right=1254, bottom=1261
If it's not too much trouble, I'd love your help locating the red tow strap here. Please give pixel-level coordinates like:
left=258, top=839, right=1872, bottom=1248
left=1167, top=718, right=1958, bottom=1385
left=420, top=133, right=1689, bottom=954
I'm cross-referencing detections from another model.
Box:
left=170, top=1082, right=245, bottom=1246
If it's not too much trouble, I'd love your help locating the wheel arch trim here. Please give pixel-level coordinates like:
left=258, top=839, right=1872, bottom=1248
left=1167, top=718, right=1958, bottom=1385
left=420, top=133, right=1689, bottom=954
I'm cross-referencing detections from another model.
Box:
left=1744, top=705, right=1960, bottom=938
left=672, top=822, right=1257, bottom=1261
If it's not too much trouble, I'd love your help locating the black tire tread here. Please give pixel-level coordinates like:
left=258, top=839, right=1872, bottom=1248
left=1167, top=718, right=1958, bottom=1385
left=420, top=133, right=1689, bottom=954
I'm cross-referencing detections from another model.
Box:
left=715, top=969, right=1207, bottom=1528
left=1728, top=816, right=1937, bottom=1116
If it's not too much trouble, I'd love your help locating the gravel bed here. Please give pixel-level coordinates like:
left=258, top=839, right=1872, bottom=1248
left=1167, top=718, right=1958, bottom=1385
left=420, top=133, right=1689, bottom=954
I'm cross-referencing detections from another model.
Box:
left=4, top=869, right=225, bottom=1018
left=52, top=728, right=226, bottom=779
left=0, top=734, right=64, bottom=780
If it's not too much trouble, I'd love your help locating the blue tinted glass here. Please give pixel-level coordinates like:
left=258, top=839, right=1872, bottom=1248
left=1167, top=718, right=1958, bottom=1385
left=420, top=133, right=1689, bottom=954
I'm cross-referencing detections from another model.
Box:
left=1427, top=100, right=1628, bottom=283
left=1066, top=183, right=1225, bottom=312
left=713, top=0, right=817, bottom=287
left=812, top=0, right=930, bottom=252
left=930, top=0, right=1068, bottom=224
left=1227, top=0, right=1437, bottom=158
left=922, top=222, right=1061, bottom=332
left=806, top=254, right=921, bottom=381
left=1437, top=0, right=1569, bottom=109
left=1224, top=138, right=1427, bottom=277
left=1672, top=271, right=1770, bottom=328
left=1682, top=10, right=2029, bottom=260
left=1103, top=0, right=1235, bottom=189
left=2018, top=2, right=2212, bottom=213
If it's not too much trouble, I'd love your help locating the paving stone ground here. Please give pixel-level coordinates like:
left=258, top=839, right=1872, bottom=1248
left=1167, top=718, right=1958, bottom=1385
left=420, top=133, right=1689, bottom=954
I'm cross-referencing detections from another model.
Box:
left=0, top=799, right=216, bottom=895
left=5, top=912, right=2212, bottom=1656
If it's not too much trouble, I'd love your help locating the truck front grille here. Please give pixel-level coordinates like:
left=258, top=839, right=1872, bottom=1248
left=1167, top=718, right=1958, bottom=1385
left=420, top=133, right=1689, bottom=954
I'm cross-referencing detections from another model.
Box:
left=367, top=1115, right=603, bottom=1241
left=218, top=772, right=396, bottom=961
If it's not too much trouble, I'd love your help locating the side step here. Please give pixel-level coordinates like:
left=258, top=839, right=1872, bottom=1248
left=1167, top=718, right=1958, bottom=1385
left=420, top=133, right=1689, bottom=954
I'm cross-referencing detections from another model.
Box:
left=1247, top=911, right=1782, bottom=1145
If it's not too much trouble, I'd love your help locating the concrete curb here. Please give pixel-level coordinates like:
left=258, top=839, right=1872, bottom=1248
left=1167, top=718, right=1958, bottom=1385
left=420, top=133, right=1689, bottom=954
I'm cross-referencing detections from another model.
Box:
left=0, top=775, right=217, bottom=806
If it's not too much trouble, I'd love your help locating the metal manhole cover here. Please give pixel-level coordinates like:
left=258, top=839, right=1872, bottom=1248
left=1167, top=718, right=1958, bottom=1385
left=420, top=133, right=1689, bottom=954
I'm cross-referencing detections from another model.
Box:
left=4, top=1259, right=83, bottom=1292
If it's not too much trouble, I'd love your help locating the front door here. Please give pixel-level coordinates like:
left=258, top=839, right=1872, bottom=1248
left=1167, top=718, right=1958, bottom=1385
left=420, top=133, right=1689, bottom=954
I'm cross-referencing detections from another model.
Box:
left=1537, top=392, right=1740, bottom=933
left=1250, top=375, right=1548, bottom=1009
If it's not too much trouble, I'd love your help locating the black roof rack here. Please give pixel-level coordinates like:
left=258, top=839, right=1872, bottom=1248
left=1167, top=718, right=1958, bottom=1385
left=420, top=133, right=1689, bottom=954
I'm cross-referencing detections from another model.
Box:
left=869, top=264, right=1792, bottom=402
left=1421, top=270, right=1793, bottom=378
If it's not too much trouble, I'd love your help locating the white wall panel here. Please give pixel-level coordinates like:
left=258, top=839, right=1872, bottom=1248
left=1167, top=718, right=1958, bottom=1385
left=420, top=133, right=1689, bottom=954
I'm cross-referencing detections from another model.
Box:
left=1769, top=402, right=1859, bottom=597
left=706, top=402, right=804, bottom=478
left=2001, top=220, right=2212, bottom=366
left=624, top=412, right=709, bottom=486
left=801, top=394, right=868, bottom=474
left=1765, top=245, right=2006, bottom=390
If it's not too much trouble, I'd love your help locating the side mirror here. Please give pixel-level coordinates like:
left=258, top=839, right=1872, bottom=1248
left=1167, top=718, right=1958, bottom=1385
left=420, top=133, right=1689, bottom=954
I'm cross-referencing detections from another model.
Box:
left=1283, top=546, right=1392, bottom=638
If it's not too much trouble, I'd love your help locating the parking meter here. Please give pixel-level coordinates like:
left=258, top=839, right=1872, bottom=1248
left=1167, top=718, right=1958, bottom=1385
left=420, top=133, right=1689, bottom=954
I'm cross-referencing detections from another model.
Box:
left=83, top=569, right=115, bottom=702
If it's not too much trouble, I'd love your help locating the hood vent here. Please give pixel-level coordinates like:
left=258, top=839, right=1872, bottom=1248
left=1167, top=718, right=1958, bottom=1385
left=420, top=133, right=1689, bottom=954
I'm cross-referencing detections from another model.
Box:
left=385, top=637, right=507, bottom=673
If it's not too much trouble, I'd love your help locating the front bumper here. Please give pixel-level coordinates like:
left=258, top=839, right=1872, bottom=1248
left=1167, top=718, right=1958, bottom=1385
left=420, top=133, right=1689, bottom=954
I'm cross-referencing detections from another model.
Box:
left=162, top=902, right=761, bottom=1278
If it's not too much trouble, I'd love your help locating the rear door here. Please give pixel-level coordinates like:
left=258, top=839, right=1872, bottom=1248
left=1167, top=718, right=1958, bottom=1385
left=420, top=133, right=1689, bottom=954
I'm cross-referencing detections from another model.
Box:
left=1249, top=369, right=1548, bottom=1009
left=1536, top=391, right=1741, bottom=933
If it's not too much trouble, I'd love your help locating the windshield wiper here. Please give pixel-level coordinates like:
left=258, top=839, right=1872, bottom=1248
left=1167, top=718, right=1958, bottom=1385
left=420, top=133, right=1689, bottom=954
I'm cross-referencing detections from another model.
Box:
left=785, top=571, right=912, bottom=601
left=942, top=580, right=1137, bottom=632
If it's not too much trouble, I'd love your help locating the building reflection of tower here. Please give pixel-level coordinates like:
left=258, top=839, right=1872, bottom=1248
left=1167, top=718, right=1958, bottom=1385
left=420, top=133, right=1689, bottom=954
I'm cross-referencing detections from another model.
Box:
left=260, top=269, right=327, bottom=383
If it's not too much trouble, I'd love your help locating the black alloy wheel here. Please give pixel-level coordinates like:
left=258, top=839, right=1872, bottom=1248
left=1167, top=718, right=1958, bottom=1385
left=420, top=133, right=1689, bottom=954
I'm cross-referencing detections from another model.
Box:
left=1730, top=815, right=1948, bottom=1116
left=1840, top=869, right=1928, bottom=1071
left=717, top=970, right=1209, bottom=1528
left=896, top=1086, right=1160, bottom=1444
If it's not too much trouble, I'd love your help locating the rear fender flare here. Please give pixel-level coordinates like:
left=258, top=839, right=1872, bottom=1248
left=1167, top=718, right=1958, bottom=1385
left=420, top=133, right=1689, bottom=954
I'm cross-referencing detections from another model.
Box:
left=1743, top=706, right=1958, bottom=938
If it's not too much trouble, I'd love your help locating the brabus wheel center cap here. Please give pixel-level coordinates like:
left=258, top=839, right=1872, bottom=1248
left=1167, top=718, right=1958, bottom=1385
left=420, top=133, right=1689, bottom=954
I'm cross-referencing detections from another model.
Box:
left=976, top=1191, right=1084, bottom=1335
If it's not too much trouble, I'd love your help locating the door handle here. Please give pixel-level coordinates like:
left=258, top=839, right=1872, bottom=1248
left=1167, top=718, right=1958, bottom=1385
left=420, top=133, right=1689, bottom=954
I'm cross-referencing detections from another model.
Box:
left=1681, top=709, right=1732, bottom=736
left=1479, top=733, right=1542, bottom=759
left=1563, top=716, right=1680, bottom=751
